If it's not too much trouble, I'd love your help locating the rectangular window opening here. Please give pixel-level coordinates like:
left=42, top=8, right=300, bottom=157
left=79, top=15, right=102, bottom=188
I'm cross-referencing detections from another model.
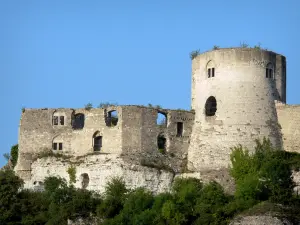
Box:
left=212, top=68, right=215, bottom=77
left=266, top=68, right=269, bottom=78
left=59, top=143, right=63, bottom=150
left=60, top=116, right=65, bottom=125
left=208, top=68, right=211, bottom=78
left=176, top=122, right=183, bottom=137
left=53, top=143, right=57, bottom=150
left=53, top=116, right=58, bottom=125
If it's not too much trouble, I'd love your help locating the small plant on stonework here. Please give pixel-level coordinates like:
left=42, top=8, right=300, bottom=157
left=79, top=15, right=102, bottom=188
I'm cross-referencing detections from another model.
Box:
left=22, top=107, right=25, bottom=113
left=3, top=153, right=10, bottom=161
left=85, top=103, right=93, bottom=110
left=190, top=49, right=200, bottom=60
left=67, top=165, right=76, bottom=185
left=98, top=102, right=118, bottom=108
left=253, top=42, right=262, bottom=49
left=148, top=103, right=153, bottom=107
left=156, top=105, right=162, bottom=109
left=159, top=148, right=166, bottom=155
left=240, top=41, right=249, bottom=48
left=213, top=45, right=220, bottom=50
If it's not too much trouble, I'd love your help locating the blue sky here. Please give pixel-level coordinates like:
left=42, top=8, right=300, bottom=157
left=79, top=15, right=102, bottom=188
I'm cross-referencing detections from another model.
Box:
left=0, top=0, right=299, bottom=167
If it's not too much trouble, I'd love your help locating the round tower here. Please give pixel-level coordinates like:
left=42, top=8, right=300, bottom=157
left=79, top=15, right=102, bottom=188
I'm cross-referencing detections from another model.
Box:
left=188, top=48, right=286, bottom=171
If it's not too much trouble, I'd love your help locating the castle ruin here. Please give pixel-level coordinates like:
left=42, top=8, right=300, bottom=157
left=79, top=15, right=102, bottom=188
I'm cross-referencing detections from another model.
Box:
left=14, top=47, right=300, bottom=193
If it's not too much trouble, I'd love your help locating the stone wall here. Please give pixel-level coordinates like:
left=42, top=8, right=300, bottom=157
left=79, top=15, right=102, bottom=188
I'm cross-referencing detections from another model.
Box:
left=276, top=103, right=300, bottom=153
left=15, top=106, right=194, bottom=181
left=188, top=48, right=285, bottom=171
left=28, top=154, right=174, bottom=194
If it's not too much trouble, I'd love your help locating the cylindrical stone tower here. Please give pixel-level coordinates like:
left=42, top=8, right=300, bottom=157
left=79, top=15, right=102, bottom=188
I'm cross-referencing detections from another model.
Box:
left=188, top=48, right=286, bottom=171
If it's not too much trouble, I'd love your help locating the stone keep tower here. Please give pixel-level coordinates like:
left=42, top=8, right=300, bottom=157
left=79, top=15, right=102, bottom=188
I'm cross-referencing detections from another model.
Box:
left=188, top=48, right=286, bottom=171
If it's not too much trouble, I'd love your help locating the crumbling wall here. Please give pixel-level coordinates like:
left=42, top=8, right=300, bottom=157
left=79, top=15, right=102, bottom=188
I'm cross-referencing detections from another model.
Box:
left=16, top=105, right=194, bottom=181
left=16, top=107, right=124, bottom=180
left=121, top=106, right=194, bottom=158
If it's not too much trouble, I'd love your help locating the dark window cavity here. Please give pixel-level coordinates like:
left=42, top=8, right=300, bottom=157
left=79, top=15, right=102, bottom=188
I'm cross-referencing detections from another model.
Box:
left=205, top=96, right=217, bottom=116
left=53, top=143, right=57, bottom=150
left=176, top=122, right=183, bottom=137
left=266, top=68, right=273, bottom=78
left=60, top=116, right=64, bottom=125
left=93, top=136, right=102, bottom=151
left=59, top=143, right=63, bottom=150
left=53, top=116, right=58, bottom=125
left=266, top=63, right=274, bottom=79
left=157, top=112, right=167, bottom=127
left=80, top=173, right=90, bottom=189
left=207, top=60, right=215, bottom=78
left=72, top=113, right=85, bottom=129
left=157, top=133, right=166, bottom=154
left=106, top=110, right=118, bottom=127
left=208, top=67, right=215, bottom=78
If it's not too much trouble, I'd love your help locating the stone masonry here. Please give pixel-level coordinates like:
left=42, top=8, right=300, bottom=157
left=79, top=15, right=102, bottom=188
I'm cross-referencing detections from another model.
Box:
left=14, top=47, right=300, bottom=193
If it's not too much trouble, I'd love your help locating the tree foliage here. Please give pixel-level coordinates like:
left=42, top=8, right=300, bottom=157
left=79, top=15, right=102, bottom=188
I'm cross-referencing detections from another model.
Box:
left=0, top=139, right=300, bottom=224
left=230, top=138, right=295, bottom=204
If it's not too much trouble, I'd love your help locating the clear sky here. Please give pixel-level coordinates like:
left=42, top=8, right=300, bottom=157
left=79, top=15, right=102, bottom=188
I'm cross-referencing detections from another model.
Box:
left=0, top=0, right=299, bottom=167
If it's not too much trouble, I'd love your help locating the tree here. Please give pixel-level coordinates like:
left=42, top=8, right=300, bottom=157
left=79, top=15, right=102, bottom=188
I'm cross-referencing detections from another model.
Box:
left=10, top=144, right=18, bottom=168
left=0, top=170, right=24, bottom=224
left=230, top=138, right=295, bottom=204
left=97, top=177, right=128, bottom=219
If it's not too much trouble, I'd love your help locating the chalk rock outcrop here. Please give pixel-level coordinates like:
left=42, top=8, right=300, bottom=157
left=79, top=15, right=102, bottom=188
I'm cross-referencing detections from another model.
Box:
left=27, top=154, right=174, bottom=194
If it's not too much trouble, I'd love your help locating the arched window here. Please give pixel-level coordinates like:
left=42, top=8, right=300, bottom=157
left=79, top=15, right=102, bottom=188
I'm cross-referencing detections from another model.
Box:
left=266, top=63, right=274, bottom=79
left=52, top=135, right=63, bottom=151
left=206, top=60, right=216, bottom=78
left=205, top=96, right=217, bottom=116
left=52, top=111, right=65, bottom=126
left=157, top=111, right=167, bottom=127
left=106, top=110, right=118, bottom=127
left=80, top=173, right=89, bottom=189
left=93, top=131, right=102, bottom=151
left=157, top=133, right=166, bottom=154
left=72, top=113, right=85, bottom=129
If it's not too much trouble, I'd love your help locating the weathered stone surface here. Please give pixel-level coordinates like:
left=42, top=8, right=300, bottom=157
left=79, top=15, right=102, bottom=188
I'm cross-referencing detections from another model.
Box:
left=230, top=215, right=293, bottom=225
left=26, top=154, right=175, bottom=194
left=189, top=48, right=285, bottom=171
left=276, top=103, right=300, bottom=153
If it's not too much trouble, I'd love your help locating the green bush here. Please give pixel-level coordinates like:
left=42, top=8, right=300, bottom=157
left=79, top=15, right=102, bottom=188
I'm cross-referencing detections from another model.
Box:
left=97, top=177, right=128, bottom=219
left=230, top=138, right=295, bottom=204
left=67, top=165, right=76, bottom=185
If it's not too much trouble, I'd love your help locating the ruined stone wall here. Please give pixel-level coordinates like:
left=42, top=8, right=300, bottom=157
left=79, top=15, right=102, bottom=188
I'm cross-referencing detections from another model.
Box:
left=15, top=107, right=123, bottom=179
left=121, top=106, right=194, bottom=157
left=164, top=110, right=194, bottom=157
left=16, top=105, right=194, bottom=180
left=188, top=48, right=285, bottom=171
left=276, top=103, right=300, bottom=153
left=70, top=107, right=123, bottom=155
